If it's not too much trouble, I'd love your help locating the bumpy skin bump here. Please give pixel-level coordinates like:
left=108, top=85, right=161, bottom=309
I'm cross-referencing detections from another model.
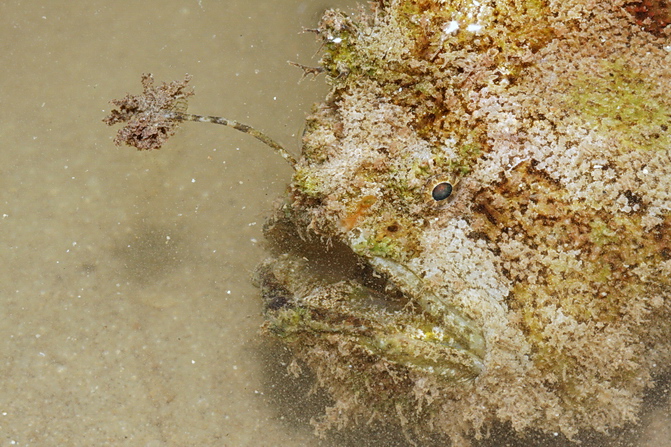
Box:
left=257, top=0, right=671, bottom=443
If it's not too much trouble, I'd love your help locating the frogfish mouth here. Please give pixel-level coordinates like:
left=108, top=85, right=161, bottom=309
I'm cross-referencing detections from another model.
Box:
left=257, top=211, right=487, bottom=383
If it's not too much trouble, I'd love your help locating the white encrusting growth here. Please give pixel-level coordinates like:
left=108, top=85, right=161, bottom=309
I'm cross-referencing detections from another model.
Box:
left=444, top=20, right=459, bottom=34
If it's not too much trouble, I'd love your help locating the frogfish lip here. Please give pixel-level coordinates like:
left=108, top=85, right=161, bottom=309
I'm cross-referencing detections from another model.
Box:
left=256, top=212, right=486, bottom=382
left=366, top=255, right=486, bottom=358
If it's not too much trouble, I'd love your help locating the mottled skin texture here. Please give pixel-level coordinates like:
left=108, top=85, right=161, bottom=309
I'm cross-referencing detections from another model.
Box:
left=257, top=0, right=671, bottom=443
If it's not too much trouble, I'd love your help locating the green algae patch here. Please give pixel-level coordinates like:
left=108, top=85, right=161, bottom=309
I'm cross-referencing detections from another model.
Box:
left=292, top=167, right=325, bottom=198
left=451, top=142, right=483, bottom=175
left=589, top=217, right=620, bottom=246
left=353, top=233, right=403, bottom=259
left=565, top=59, right=671, bottom=151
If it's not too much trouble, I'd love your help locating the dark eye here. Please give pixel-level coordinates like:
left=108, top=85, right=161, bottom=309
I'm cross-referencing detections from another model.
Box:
left=431, top=182, right=453, bottom=201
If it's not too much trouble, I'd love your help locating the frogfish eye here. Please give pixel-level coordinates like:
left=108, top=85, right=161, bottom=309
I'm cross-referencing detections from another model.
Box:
left=432, top=182, right=453, bottom=201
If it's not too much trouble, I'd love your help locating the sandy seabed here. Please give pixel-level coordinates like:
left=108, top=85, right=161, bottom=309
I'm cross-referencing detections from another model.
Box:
left=0, top=1, right=669, bottom=446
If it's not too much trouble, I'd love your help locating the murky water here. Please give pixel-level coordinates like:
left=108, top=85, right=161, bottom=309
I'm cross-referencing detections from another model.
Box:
left=1, top=1, right=670, bottom=446
left=0, top=1, right=353, bottom=445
